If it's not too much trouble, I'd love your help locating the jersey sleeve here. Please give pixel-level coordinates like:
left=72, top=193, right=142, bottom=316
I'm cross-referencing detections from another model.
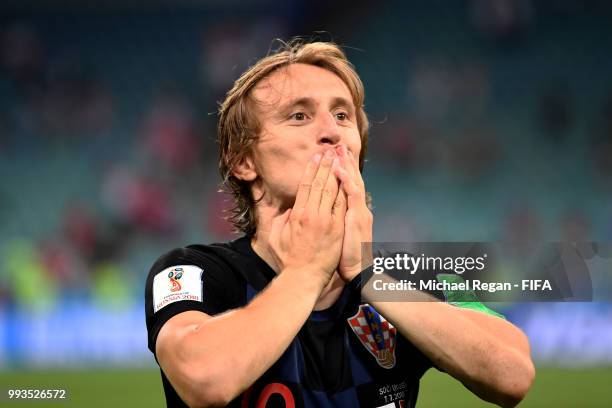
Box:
left=144, top=246, right=244, bottom=356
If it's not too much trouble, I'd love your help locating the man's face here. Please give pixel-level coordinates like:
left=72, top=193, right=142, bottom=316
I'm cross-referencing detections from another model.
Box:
left=247, top=63, right=362, bottom=208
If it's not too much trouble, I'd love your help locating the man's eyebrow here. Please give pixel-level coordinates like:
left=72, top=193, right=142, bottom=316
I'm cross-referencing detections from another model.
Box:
left=330, top=96, right=356, bottom=113
left=277, top=97, right=316, bottom=115
left=277, top=96, right=356, bottom=115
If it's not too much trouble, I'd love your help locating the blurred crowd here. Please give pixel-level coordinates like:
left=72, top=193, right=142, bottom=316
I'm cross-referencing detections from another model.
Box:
left=0, top=1, right=611, bottom=311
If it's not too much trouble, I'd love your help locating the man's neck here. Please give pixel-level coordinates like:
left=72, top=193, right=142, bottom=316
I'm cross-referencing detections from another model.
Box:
left=250, top=207, right=346, bottom=311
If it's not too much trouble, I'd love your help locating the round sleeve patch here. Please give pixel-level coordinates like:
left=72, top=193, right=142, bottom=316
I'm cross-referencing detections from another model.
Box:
left=152, top=265, right=203, bottom=313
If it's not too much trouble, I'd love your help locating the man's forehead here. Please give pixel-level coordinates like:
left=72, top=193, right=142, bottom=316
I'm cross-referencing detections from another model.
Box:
left=251, top=63, right=353, bottom=110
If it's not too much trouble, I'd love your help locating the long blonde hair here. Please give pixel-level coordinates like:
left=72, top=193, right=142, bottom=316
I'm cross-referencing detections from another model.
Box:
left=218, top=39, right=370, bottom=236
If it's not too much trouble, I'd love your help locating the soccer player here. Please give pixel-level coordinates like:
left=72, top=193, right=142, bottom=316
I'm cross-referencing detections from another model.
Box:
left=145, top=40, right=535, bottom=407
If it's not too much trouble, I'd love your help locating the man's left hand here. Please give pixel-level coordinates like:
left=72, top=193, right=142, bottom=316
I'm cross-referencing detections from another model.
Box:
left=333, top=145, right=373, bottom=282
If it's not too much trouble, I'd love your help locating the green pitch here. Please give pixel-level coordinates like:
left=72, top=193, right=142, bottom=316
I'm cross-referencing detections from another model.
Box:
left=419, top=367, right=612, bottom=407
left=1, top=366, right=611, bottom=407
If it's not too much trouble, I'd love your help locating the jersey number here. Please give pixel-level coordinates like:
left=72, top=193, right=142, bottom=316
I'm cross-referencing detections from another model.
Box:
left=242, top=383, right=295, bottom=408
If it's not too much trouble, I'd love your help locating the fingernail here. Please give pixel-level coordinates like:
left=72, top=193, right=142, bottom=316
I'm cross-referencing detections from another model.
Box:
left=332, top=157, right=339, bottom=168
left=324, top=149, right=334, bottom=159
left=313, top=153, right=322, bottom=163
left=339, top=145, right=347, bottom=156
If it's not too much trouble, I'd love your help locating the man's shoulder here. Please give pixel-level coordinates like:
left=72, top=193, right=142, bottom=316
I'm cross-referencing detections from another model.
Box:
left=148, top=236, right=251, bottom=279
left=143, top=238, right=251, bottom=353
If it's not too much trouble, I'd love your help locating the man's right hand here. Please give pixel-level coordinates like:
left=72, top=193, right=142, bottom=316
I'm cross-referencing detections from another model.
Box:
left=268, top=149, right=347, bottom=288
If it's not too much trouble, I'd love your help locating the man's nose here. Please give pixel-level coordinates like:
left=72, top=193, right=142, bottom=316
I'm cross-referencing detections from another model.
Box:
left=316, top=113, right=342, bottom=146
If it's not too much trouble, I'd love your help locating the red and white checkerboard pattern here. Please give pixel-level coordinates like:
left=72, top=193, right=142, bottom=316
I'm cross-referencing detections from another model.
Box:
left=347, top=304, right=397, bottom=368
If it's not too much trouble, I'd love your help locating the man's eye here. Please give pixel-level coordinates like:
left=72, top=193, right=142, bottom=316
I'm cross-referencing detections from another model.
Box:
left=290, top=112, right=306, bottom=121
left=335, top=112, right=348, bottom=121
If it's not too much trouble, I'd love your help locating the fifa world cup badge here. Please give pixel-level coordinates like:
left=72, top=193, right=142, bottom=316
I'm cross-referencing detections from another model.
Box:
left=152, top=265, right=203, bottom=313
left=168, top=268, right=183, bottom=292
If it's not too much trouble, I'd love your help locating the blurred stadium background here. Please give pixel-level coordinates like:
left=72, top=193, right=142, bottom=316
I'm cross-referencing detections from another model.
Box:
left=1, top=0, right=611, bottom=406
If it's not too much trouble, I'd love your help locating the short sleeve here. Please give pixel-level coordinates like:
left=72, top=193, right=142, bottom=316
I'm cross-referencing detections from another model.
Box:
left=144, top=246, right=244, bottom=355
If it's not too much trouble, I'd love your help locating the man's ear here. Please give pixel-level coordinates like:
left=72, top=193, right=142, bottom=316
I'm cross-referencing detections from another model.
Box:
left=232, top=155, right=258, bottom=181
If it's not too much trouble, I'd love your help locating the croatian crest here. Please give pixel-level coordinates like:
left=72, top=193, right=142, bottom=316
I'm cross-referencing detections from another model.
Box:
left=347, top=304, right=396, bottom=369
left=168, top=267, right=183, bottom=292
